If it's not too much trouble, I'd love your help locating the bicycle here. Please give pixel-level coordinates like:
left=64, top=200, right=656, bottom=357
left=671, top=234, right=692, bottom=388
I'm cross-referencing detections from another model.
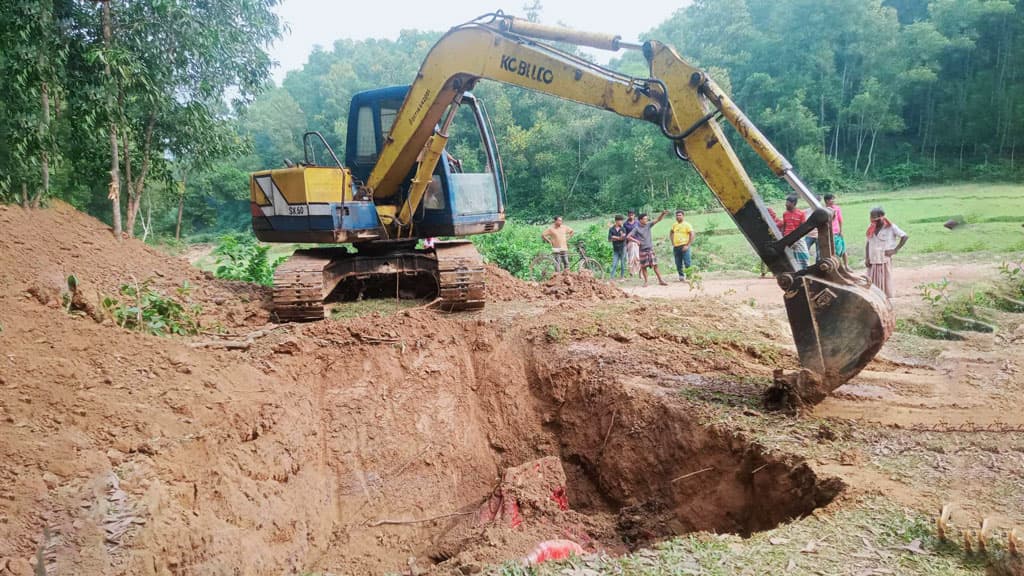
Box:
left=530, top=240, right=606, bottom=281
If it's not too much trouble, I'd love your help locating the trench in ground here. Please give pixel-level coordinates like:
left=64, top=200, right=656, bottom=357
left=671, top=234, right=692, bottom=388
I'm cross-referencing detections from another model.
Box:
left=308, top=329, right=844, bottom=571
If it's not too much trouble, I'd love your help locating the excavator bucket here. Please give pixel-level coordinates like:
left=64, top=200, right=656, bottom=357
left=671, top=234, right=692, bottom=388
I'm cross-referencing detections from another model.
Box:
left=766, top=259, right=895, bottom=410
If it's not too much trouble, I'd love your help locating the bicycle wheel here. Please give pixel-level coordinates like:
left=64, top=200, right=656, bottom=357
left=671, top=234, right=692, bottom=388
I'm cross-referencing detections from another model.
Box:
left=530, top=254, right=558, bottom=281
left=578, top=257, right=606, bottom=279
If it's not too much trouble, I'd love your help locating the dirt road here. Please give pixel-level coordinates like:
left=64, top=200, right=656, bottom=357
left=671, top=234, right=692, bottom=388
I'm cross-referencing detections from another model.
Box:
left=623, top=261, right=999, bottom=310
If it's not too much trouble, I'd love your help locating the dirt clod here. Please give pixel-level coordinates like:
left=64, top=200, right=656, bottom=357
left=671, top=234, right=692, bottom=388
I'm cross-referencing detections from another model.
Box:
left=764, top=368, right=828, bottom=412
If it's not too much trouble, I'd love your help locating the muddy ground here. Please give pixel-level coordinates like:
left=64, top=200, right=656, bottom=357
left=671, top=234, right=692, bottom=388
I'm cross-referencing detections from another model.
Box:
left=0, top=203, right=1022, bottom=576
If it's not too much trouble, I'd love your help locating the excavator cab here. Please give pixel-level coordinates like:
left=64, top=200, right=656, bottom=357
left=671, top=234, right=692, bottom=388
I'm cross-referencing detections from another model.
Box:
left=345, top=86, right=505, bottom=240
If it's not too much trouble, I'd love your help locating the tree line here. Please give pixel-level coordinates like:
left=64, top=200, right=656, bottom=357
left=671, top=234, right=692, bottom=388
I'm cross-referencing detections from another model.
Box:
left=0, top=0, right=282, bottom=240
left=2, top=0, right=1021, bottom=240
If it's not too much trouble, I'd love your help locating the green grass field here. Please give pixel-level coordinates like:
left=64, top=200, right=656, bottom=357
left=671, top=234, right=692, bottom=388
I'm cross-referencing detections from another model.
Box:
left=187, top=183, right=1024, bottom=279
left=567, top=183, right=1024, bottom=274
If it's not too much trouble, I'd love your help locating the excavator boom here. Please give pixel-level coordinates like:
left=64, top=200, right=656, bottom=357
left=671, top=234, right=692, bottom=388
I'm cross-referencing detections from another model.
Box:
left=366, top=13, right=893, bottom=404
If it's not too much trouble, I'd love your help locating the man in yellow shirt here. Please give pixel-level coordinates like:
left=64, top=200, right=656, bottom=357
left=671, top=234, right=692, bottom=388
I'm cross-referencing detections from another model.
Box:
left=669, top=210, right=696, bottom=281
left=541, top=216, right=575, bottom=272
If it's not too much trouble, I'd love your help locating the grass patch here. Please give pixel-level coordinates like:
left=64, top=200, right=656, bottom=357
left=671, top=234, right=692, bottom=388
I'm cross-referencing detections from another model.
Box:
left=328, top=299, right=420, bottom=319
left=511, top=497, right=987, bottom=575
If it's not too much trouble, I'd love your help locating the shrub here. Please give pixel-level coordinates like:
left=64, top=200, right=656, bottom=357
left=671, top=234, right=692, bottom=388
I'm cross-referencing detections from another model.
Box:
left=472, top=220, right=548, bottom=279
left=102, top=281, right=202, bottom=336
left=212, top=233, right=285, bottom=285
left=878, top=160, right=929, bottom=189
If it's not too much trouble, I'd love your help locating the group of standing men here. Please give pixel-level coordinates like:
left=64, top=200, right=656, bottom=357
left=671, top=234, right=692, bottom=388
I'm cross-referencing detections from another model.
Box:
left=607, top=210, right=695, bottom=286
left=774, top=193, right=909, bottom=298
left=542, top=193, right=908, bottom=299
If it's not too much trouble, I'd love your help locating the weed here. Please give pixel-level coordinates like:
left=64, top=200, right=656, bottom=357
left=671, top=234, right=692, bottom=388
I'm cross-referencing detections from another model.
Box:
left=61, top=274, right=79, bottom=313
left=915, top=278, right=995, bottom=336
left=212, top=232, right=285, bottom=286
left=544, top=324, right=563, bottom=343
left=102, top=281, right=202, bottom=336
left=998, top=257, right=1024, bottom=296
left=918, top=277, right=951, bottom=308
left=683, top=266, right=703, bottom=291
left=329, top=300, right=418, bottom=319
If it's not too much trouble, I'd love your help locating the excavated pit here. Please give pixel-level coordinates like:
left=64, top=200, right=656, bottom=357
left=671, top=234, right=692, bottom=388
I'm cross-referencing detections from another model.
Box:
left=299, top=319, right=844, bottom=573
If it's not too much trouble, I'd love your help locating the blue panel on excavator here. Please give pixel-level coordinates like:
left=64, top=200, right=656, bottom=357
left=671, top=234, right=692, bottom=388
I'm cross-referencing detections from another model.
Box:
left=334, top=201, right=380, bottom=230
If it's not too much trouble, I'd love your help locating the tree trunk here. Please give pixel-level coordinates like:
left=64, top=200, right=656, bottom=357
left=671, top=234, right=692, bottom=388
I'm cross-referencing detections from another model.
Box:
left=101, top=0, right=121, bottom=240
left=124, top=113, right=154, bottom=236
left=863, top=129, right=878, bottom=177
left=141, top=195, right=152, bottom=243
left=35, top=82, right=50, bottom=208
left=175, top=178, right=186, bottom=241
left=853, top=125, right=866, bottom=173
left=123, top=124, right=133, bottom=235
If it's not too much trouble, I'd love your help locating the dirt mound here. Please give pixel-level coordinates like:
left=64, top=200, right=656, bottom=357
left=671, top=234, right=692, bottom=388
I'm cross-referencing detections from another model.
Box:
left=0, top=202, right=267, bottom=329
left=483, top=266, right=625, bottom=303
left=541, top=272, right=625, bottom=300
left=483, top=264, right=542, bottom=301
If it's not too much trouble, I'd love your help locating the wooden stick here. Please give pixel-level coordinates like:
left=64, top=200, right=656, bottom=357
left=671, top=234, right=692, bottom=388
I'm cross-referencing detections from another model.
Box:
left=599, top=408, right=618, bottom=454
left=670, top=466, right=713, bottom=483
left=751, top=463, right=769, bottom=475
left=364, top=510, right=474, bottom=527
left=353, top=333, right=401, bottom=343
left=413, top=297, right=443, bottom=310
left=188, top=340, right=251, bottom=350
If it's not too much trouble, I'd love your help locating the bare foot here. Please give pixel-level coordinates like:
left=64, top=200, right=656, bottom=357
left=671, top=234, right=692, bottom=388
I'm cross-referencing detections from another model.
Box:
left=658, top=281, right=668, bottom=286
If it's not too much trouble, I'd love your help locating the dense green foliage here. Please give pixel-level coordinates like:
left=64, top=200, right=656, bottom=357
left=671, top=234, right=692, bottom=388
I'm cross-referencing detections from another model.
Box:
left=0, top=0, right=282, bottom=239
left=231, top=0, right=1024, bottom=227
left=472, top=221, right=614, bottom=279
left=212, top=233, right=286, bottom=285
left=4, top=1, right=1023, bottom=244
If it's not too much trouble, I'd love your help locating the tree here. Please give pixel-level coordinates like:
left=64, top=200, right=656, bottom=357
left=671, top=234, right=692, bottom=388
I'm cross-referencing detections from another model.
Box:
left=0, top=0, right=67, bottom=207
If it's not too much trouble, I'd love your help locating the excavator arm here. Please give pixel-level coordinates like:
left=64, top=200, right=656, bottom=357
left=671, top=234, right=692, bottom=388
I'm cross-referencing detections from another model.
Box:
left=368, top=13, right=893, bottom=404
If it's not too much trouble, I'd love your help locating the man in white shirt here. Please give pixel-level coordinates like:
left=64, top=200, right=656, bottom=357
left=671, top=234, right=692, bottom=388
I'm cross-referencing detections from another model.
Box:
left=865, top=207, right=909, bottom=299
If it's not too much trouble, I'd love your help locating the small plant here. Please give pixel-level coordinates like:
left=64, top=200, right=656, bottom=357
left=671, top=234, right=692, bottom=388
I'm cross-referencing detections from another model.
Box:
left=102, top=280, right=202, bottom=336
left=684, top=266, right=704, bottom=291
left=998, top=257, right=1024, bottom=295
left=61, top=274, right=79, bottom=312
left=918, top=277, right=951, bottom=308
left=545, top=324, right=563, bottom=343
left=212, top=233, right=285, bottom=286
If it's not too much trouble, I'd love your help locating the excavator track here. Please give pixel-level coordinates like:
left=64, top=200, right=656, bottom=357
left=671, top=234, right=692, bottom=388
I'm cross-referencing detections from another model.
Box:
left=271, top=249, right=346, bottom=322
left=433, top=241, right=486, bottom=311
left=271, top=242, right=486, bottom=321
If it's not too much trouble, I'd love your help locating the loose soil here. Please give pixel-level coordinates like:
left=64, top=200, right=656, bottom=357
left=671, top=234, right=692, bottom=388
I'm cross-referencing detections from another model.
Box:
left=1, top=203, right=1022, bottom=575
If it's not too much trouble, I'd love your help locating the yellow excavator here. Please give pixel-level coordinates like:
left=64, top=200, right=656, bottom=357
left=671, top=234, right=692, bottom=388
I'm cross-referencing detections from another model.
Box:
left=250, top=11, right=893, bottom=403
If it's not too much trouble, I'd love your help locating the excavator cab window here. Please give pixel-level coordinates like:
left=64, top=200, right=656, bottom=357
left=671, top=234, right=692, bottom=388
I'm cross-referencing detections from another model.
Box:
left=445, top=95, right=502, bottom=216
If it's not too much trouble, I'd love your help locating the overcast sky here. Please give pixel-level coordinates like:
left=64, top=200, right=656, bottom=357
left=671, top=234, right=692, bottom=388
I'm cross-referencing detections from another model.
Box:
left=268, top=1, right=687, bottom=83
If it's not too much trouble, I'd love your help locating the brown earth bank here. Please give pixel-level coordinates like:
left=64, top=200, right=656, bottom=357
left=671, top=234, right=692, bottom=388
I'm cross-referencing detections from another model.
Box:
left=2, top=203, right=1023, bottom=575
left=0, top=204, right=840, bottom=575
